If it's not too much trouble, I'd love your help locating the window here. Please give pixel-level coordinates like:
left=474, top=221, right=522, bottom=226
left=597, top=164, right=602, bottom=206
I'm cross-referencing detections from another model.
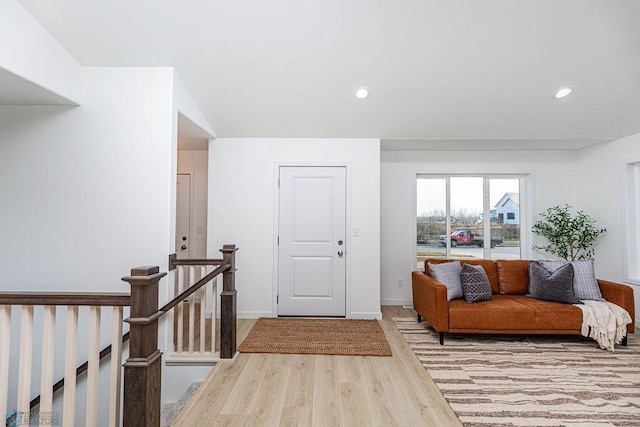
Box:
left=416, top=175, right=524, bottom=268
left=625, top=161, right=640, bottom=284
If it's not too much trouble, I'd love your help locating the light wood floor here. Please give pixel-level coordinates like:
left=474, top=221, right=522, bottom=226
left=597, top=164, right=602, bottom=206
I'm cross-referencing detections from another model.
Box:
left=172, top=306, right=462, bottom=427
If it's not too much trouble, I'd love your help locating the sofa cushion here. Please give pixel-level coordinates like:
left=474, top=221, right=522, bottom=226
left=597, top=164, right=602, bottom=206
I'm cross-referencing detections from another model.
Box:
left=496, top=260, right=530, bottom=294
left=539, top=259, right=604, bottom=301
left=428, top=261, right=463, bottom=301
left=426, top=259, right=499, bottom=294
left=460, top=264, right=493, bottom=303
left=448, top=295, right=537, bottom=330
left=528, top=262, right=581, bottom=304
left=508, top=295, right=583, bottom=330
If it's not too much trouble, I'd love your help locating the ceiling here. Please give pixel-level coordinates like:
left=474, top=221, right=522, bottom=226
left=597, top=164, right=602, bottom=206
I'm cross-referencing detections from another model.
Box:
left=17, top=0, right=640, bottom=150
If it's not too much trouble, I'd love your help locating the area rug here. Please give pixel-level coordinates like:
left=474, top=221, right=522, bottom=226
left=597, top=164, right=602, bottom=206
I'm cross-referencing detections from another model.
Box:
left=238, top=318, right=392, bottom=356
left=393, top=317, right=640, bottom=427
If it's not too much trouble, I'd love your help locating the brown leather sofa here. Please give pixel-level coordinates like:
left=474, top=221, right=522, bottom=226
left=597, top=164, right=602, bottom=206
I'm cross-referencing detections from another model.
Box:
left=412, top=258, right=636, bottom=345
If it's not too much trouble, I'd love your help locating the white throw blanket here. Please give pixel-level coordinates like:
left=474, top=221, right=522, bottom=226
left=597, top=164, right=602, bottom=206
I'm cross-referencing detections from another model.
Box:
left=574, top=300, right=632, bottom=351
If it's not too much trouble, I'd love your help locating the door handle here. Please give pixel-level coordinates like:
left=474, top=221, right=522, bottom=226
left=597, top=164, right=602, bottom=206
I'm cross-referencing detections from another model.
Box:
left=338, top=250, right=344, bottom=256
left=181, top=245, right=187, bottom=250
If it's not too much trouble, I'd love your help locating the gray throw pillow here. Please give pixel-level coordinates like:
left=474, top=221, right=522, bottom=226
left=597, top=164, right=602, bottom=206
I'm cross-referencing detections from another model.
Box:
left=460, top=264, right=493, bottom=303
left=429, top=261, right=463, bottom=301
left=528, top=262, right=582, bottom=304
left=539, top=259, right=604, bottom=301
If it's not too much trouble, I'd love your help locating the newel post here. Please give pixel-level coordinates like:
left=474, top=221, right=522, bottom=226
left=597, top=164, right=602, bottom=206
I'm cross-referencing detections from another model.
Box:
left=121, top=266, right=167, bottom=427
left=220, top=244, right=238, bottom=359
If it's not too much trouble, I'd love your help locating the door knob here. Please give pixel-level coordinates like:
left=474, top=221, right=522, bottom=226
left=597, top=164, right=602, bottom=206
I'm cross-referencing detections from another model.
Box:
left=338, top=250, right=344, bottom=256
left=181, top=245, right=187, bottom=250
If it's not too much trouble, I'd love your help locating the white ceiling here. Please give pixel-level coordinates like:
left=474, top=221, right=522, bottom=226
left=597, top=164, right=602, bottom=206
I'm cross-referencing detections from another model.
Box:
left=17, top=0, right=640, bottom=150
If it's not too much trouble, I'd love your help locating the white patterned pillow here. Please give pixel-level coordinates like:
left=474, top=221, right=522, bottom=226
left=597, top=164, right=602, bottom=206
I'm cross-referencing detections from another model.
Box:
left=539, top=259, right=604, bottom=301
left=429, top=261, right=463, bottom=301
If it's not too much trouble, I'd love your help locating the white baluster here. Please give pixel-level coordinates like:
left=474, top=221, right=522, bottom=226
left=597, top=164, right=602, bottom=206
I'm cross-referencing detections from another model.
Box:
left=177, top=266, right=184, bottom=353
left=200, top=266, right=206, bottom=353
left=189, top=266, right=196, bottom=353
left=108, top=306, right=123, bottom=427
left=0, top=305, right=11, bottom=424
left=62, top=306, right=78, bottom=427
left=17, top=305, right=34, bottom=415
left=39, top=306, right=56, bottom=424
left=212, top=276, right=218, bottom=354
left=85, top=306, right=100, bottom=427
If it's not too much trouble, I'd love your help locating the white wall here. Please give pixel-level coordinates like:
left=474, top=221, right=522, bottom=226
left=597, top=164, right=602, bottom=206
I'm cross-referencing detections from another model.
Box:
left=177, top=150, right=209, bottom=258
left=0, top=0, right=82, bottom=103
left=208, top=138, right=381, bottom=319
left=575, top=135, right=640, bottom=324
left=0, top=66, right=177, bottom=420
left=380, top=149, right=578, bottom=305
left=0, top=67, right=175, bottom=291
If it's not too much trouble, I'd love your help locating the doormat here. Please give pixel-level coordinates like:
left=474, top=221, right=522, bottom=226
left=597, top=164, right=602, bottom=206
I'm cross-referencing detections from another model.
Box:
left=393, top=317, right=640, bottom=426
left=238, top=318, right=392, bottom=356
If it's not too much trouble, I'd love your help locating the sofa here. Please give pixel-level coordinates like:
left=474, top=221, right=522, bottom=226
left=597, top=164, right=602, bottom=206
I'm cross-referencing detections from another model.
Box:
left=412, top=258, right=636, bottom=345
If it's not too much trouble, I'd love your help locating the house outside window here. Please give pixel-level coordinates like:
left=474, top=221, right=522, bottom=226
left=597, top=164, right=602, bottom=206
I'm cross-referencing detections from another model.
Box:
left=416, top=175, right=525, bottom=268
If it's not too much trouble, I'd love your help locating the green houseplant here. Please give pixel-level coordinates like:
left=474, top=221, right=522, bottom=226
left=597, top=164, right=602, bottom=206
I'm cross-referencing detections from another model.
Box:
left=531, top=205, right=606, bottom=261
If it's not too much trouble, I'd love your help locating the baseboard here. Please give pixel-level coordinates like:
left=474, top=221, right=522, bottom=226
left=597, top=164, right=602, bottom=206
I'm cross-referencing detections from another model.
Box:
left=349, top=311, right=382, bottom=320
left=381, top=298, right=413, bottom=306
left=237, top=311, right=275, bottom=319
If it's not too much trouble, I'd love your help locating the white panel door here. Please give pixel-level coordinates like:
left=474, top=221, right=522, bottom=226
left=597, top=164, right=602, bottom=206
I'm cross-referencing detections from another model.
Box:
left=278, top=166, right=346, bottom=316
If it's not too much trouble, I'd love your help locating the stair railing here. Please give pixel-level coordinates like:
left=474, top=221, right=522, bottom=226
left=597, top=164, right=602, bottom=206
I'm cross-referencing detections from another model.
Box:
left=121, top=244, right=237, bottom=426
left=0, top=293, right=130, bottom=427
left=165, top=255, right=223, bottom=364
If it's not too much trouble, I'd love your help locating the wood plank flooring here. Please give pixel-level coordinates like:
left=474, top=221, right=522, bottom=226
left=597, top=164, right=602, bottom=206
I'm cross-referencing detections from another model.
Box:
left=172, top=306, right=461, bottom=426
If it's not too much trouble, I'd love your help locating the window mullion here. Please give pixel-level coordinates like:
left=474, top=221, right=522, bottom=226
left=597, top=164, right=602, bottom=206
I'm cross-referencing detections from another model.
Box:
left=446, top=177, right=451, bottom=258
left=483, top=178, right=490, bottom=258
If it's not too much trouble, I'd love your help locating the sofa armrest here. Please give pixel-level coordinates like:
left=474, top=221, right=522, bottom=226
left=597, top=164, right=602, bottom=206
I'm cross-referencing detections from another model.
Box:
left=411, top=271, right=449, bottom=332
left=598, top=279, right=635, bottom=333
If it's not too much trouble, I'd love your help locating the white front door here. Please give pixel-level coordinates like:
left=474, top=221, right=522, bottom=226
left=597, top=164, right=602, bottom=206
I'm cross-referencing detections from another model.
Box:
left=278, top=166, right=347, bottom=316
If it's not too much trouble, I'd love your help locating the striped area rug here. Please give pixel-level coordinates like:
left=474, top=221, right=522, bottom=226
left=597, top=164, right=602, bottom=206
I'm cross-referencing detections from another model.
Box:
left=393, top=318, right=640, bottom=426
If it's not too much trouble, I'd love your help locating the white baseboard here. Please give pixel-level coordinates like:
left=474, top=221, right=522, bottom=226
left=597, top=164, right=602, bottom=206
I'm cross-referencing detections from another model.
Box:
left=237, top=311, right=275, bottom=319
left=381, top=298, right=413, bottom=306
left=349, top=311, right=382, bottom=320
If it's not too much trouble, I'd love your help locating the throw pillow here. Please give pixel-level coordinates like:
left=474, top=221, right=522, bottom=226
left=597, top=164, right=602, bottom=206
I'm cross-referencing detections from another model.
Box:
left=429, top=261, right=463, bottom=301
left=460, top=264, right=493, bottom=303
left=539, top=259, right=604, bottom=301
left=528, top=262, right=582, bottom=304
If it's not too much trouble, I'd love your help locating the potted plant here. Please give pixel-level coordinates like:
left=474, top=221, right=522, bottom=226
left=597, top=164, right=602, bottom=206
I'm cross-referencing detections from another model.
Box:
left=531, top=205, right=607, bottom=261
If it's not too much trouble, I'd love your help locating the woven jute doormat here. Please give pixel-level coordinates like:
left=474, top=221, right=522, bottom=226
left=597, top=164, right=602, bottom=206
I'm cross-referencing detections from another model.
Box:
left=238, top=318, right=392, bottom=356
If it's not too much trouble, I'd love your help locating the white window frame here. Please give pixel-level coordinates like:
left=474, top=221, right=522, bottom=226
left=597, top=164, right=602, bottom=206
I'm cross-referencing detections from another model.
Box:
left=414, top=173, right=529, bottom=269
left=623, top=160, right=640, bottom=285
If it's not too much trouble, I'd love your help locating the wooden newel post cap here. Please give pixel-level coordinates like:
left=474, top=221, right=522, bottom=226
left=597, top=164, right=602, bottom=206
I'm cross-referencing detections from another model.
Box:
left=121, top=266, right=166, bottom=284
left=220, top=244, right=238, bottom=254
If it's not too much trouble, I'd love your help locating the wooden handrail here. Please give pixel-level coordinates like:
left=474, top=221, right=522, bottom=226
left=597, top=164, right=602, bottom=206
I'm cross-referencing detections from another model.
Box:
left=161, top=263, right=228, bottom=315
left=0, top=292, right=130, bottom=307
left=123, top=263, right=228, bottom=326
left=168, top=253, right=225, bottom=271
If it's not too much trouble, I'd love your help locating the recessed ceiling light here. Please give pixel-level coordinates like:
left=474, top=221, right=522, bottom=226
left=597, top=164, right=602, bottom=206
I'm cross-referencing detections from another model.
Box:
left=355, top=87, right=369, bottom=99
left=554, top=87, right=573, bottom=99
